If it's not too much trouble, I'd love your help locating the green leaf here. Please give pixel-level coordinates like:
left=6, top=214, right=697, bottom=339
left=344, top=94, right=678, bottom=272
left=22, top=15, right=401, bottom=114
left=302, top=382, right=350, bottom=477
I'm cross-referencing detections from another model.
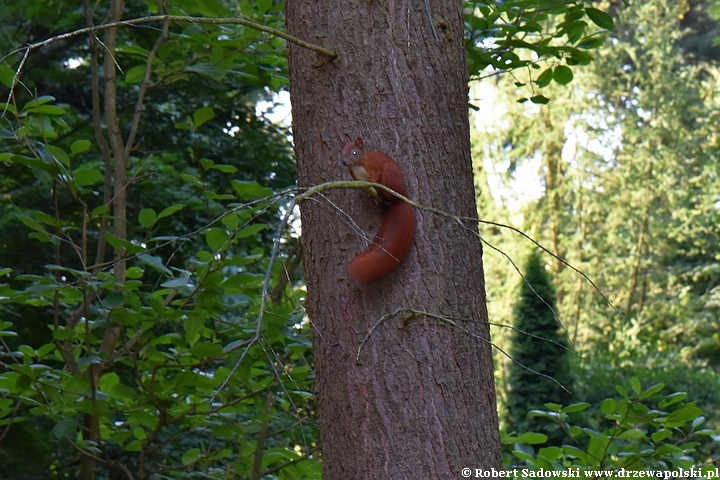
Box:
left=7, top=154, right=57, bottom=174
left=126, top=65, right=146, bottom=84
left=52, top=327, right=76, bottom=340
left=659, top=392, right=687, bottom=407
left=185, top=314, right=205, bottom=344
left=66, top=376, right=91, bottom=395
left=204, top=192, right=236, bottom=201
left=181, top=448, right=202, bottom=466
left=98, top=372, right=120, bottom=393
left=231, top=180, right=272, bottom=199
left=651, top=429, right=672, bottom=443
left=566, top=20, right=588, bottom=44
left=640, top=382, right=664, bottom=399
left=630, top=377, right=641, bottom=395
left=0, top=127, right=16, bottom=138
left=0, top=64, right=15, bottom=88
left=74, top=168, right=104, bottom=187
left=118, top=45, right=149, bottom=55
left=91, top=205, right=109, bottom=217
left=544, top=402, right=562, bottom=412
left=112, top=383, right=138, bottom=401
left=53, top=419, right=80, bottom=438
left=511, top=449, right=534, bottom=462
left=223, top=338, right=248, bottom=353
left=562, top=402, right=590, bottom=413
left=76, top=356, right=101, bottom=369
left=195, top=0, right=228, bottom=16
left=577, top=36, right=603, bottom=49
left=104, top=232, right=145, bottom=255
left=71, top=140, right=92, bottom=154
left=585, top=7, right=614, bottom=30
left=30, top=211, right=61, bottom=227
left=18, top=216, right=49, bottom=238
left=208, top=448, right=232, bottom=462
left=562, top=445, right=588, bottom=463
left=18, top=345, right=35, bottom=358
left=125, top=266, right=144, bottom=279
left=25, top=105, right=66, bottom=115
left=515, top=432, right=548, bottom=444
left=138, top=254, right=172, bottom=275
left=569, top=50, right=594, bottom=66
left=193, top=106, right=215, bottom=128
left=668, top=403, right=703, bottom=423
left=175, top=119, right=192, bottom=131
left=24, top=96, right=55, bottom=109
left=139, top=208, right=158, bottom=228
left=600, top=398, right=617, bottom=415
left=37, top=343, right=55, bottom=358
left=553, top=65, right=573, bottom=85
left=15, top=373, right=31, bottom=392
left=157, top=204, right=186, bottom=219
left=236, top=224, right=266, bottom=239
left=221, top=212, right=239, bottom=230
left=655, top=443, right=684, bottom=456
left=190, top=342, right=223, bottom=359
left=536, top=68, right=553, bottom=88
left=538, top=446, right=562, bottom=461
left=205, top=228, right=229, bottom=251
left=161, top=275, right=191, bottom=289
left=530, top=95, right=550, bottom=104
left=185, top=63, right=226, bottom=80
left=256, top=0, right=272, bottom=13
left=221, top=273, right=264, bottom=292
left=44, top=144, right=70, bottom=167
left=105, top=292, right=126, bottom=308
left=618, top=429, right=647, bottom=440
left=209, top=164, right=238, bottom=173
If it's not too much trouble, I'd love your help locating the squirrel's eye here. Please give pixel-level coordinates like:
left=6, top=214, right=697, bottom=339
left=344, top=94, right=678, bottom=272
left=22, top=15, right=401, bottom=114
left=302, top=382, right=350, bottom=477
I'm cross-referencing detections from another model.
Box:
left=352, top=149, right=358, bottom=156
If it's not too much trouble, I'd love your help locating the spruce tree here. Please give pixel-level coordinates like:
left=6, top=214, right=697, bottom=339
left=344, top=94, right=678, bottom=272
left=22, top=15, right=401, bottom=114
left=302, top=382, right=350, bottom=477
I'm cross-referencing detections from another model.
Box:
left=505, top=250, right=574, bottom=443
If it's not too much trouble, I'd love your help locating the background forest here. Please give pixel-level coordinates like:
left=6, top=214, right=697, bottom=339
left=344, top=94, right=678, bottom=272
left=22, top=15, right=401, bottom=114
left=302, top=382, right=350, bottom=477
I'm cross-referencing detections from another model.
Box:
left=479, top=0, right=720, bottom=424
left=0, top=0, right=719, bottom=478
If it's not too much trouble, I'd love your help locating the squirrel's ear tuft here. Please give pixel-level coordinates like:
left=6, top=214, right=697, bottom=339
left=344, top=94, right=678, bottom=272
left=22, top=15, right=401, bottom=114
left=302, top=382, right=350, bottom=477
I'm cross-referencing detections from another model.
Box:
left=354, top=137, right=363, bottom=148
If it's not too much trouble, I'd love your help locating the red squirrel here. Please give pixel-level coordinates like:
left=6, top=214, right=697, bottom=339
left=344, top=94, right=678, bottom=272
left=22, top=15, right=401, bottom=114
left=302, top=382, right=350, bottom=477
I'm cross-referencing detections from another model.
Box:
left=341, top=137, right=416, bottom=284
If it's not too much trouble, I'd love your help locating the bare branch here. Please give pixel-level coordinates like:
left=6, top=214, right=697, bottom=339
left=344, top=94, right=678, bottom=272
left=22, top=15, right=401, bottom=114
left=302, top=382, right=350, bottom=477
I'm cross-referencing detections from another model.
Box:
left=1, top=14, right=337, bottom=67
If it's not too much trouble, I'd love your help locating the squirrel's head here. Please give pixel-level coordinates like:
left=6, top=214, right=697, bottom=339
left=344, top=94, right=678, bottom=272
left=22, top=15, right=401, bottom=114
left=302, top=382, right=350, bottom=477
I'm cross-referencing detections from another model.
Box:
left=341, top=137, right=364, bottom=166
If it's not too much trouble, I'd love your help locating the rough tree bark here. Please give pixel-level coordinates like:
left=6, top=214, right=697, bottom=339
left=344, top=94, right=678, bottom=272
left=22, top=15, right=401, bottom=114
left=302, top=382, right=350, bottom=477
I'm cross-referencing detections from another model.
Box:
left=286, top=1, right=502, bottom=477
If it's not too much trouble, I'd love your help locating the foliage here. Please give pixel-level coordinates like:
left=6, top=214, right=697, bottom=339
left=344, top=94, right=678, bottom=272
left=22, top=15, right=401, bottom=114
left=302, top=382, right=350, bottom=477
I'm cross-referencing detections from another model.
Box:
left=571, top=0, right=720, bottom=368
left=465, top=0, right=614, bottom=103
left=0, top=1, right=315, bottom=478
left=475, top=0, right=720, bottom=434
left=503, top=378, right=719, bottom=477
left=573, top=352, right=720, bottom=427
left=505, top=250, right=574, bottom=443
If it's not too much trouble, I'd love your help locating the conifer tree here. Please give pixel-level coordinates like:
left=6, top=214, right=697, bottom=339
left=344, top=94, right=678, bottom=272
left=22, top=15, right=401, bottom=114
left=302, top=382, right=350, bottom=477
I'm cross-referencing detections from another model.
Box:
left=506, top=251, right=574, bottom=443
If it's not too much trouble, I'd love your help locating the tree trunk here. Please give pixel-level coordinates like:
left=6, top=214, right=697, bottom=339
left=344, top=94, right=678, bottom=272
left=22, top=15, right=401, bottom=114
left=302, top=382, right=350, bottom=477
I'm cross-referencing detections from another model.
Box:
left=286, top=1, right=502, bottom=477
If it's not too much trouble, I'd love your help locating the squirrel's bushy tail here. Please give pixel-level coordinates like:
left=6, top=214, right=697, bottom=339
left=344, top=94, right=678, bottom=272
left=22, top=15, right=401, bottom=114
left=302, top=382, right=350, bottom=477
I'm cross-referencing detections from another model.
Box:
left=347, top=201, right=415, bottom=284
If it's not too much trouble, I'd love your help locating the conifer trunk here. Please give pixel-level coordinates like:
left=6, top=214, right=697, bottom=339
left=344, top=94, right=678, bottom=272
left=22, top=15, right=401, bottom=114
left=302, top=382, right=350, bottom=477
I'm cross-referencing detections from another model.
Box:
left=287, top=1, right=502, bottom=476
